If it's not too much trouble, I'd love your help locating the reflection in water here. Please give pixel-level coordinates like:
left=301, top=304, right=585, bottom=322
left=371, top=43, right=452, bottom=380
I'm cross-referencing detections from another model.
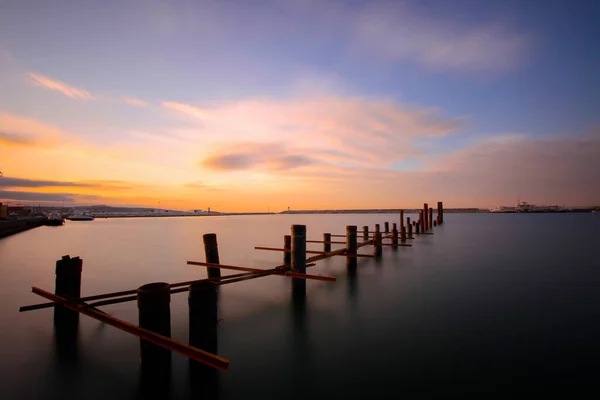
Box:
left=52, top=314, right=79, bottom=366
left=347, top=266, right=358, bottom=313
left=137, top=362, right=172, bottom=400
left=189, top=285, right=220, bottom=398
left=290, top=293, right=311, bottom=396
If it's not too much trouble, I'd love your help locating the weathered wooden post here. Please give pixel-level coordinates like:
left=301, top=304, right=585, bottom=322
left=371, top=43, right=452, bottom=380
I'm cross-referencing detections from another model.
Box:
left=374, top=231, right=382, bottom=258
left=384, top=222, right=389, bottom=234
left=416, top=220, right=420, bottom=234
left=401, top=226, right=407, bottom=242
left=284, top=235, right=292, bottom=265
left=434, top=220, right=437, bottom=227
left=54, top=255, right=83, bottom=326
left=391, top=223, right=398, bottom=245
left=429, top=208, right=433, bottom=229
left=407, top=218, right=413, bottom=238
left=418, top=211, right=424, bottom=232
left=346, top=225, right=357, bottom=270
left=137, top=282, right=172, bottom=370
left=438, top=201, right=444, bottom=225
left=363, top=226, right=369, bottom=241
left=291, top=225, right=307, bottom=299
left=375, top=224, right=380, bottom=236
left=323, top=233, right=331, bottom=253
left=423, top=203, right=429, bottom=231
left=203, top=234, right=221, bottom=279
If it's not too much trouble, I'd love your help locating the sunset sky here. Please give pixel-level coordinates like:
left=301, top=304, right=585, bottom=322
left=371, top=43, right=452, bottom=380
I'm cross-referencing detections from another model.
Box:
left=1, top=0, right=599, bottom=211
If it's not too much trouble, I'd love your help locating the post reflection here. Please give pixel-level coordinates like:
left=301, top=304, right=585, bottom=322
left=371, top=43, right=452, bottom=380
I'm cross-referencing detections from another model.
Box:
left=188, top=282, right=220, bottom=399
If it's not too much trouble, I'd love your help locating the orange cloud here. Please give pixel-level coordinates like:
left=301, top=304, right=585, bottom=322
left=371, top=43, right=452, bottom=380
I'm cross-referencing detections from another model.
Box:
left=28, top=73, right=93, bottom=100
left=0, top=112, right=63, bottom=147
left=164, top=96, right=464, bottom=172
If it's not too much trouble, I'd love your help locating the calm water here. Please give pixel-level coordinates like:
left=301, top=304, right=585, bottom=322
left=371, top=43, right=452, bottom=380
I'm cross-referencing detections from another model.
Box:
left=1, top=213, right=599, bottom=398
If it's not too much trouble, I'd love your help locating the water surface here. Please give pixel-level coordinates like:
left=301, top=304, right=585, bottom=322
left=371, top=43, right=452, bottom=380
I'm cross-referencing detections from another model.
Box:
left=1, top=213, right=599, bottom=398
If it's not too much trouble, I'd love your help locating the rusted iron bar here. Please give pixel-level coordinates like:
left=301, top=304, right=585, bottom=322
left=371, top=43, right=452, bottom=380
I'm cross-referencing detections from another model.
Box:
left=31, top=286, right=230, bottom=371
left=20, top=272, right=250, bottom=312
left=187, top=261, right=333, bottom=282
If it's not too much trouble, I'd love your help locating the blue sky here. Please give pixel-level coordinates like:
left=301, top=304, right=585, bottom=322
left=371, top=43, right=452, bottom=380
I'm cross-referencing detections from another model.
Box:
left=0, top=0, right=599, bottom=209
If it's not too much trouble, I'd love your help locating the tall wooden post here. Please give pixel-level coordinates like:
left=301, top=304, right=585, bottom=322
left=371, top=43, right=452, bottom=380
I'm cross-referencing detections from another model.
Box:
left=284, top=235, right=291, bottom=265
left=323, top=233, right=331, bottom=253
left=391, top=223, right=398, bottom=245
left=423, top=203, right=429, bottom=231
left=438, top=201, right=444, bottom=224
left=407, top=218, right=413, bottom=238
left=291, top=225, right=307, bottom=299
left=375, top=224, right=380, bottom=235
left=401, top=226, right=407, bottom=242
left=346, top=225, right=357, bottom=270
left=203, top=234, right=221, bottom=279
left=416, top=220, right=420, bottom=234
left=374, top=231, right=382, bottom=258
left=384, top=222, right=389, bottom=234
left=400, top=210, right=404, bottom=231
left=429, top=208, right=433, bottom=229
left=363, top=226, right=369, bottom=241
left=137, top=282, right=172, bottom=370
left=54, top=255, right=83, bottom=326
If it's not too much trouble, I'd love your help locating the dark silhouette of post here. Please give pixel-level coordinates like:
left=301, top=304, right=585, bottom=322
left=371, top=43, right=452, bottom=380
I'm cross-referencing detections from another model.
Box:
left=391, top=223, right=398, bottom=245
left=284, top=235, right=291, bottom=265
left=375, top=224, right=380, bottom=236
left=203, top=234, right=221, bottom=279
left=384, top=222, right=389, bottom=234
left=323, top=233, right=331, bottom=252
left=400, top=210, right=404, bottom=232
left=429, top=208, right=433, bottom=229
left=291, top=225, right=307, bottom=299
left=401, top=226, right=407, bottom=242
left=137, top=282, right=172, bottom=372
left=407, top=217, right=413, bottom=238
left=363, top=226, right=369, bottom=241
left=423, top=203, right=429, bottom=231
left=54, top=255, right=82, bottom=326
left=346, top=225, right=357, bottom=270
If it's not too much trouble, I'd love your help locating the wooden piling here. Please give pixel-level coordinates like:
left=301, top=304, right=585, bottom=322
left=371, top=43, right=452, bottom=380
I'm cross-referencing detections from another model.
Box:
left=434, top=220, right=437, bottom=227
left=400, top=210, right=404, bottom=231
left=429, top=208, right=433, bottom=229
left=438, top=201, right=444, bottom=225
left=363, top=226, right=369, bottom=241
left=203, top=234, right=221, bottom=279
left=346, top=225, right=357, bottom=270
left=284, top=235, right=291, bottom=265
left=374, top=231, right=382, bottom=258
left=323, top=233, right=331, bottom=253
left=54, top=255, right=83, bottom=326
left=375, top=224, right=380, bottom=235
left=384, top=222, right=389, bottom=234
left=291, top=225, right=307, bottom=298
left=391, top=223, right=398, bottom=245
left=137, top=282, right=172, bottom=370
left=416, top=221, right=420, bottom=234
left=423, top=203, right=429, bottom=231
left=401, top=226, right=407, bottom=242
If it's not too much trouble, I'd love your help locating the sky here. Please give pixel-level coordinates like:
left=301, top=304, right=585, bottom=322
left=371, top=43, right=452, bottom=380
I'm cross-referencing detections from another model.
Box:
left=1, top=0, right=599, bottom=211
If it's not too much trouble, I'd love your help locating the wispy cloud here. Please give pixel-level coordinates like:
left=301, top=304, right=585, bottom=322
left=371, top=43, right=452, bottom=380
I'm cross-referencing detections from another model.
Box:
left=0, top=190, right=76, bottom=202
left=162, top=101, right=209, bottom=119
left=349, top=3, right=532, bottom=73
left=167, top=95, right=465, bottom=171
left=28, top=73, right=94, bottom=100
left=124, top=97, right=148, bottom=107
